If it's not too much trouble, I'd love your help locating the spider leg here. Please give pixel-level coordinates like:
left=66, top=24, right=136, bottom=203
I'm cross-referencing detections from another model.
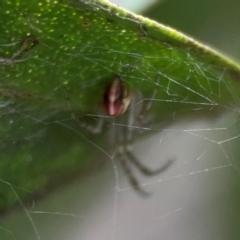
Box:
left=124, top=76, right=160, bottom=143
left=65, top=89, right=104, bottom=134
left=126, top=149, right=174, bottom=176
left=118, top=152, right=150, bottom=197
left=72, top=111, right=104, bottom=134
left=134, top=76, right=160, bottom=126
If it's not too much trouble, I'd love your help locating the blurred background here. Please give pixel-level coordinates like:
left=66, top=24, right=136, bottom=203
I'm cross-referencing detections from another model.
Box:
left=111, top=0, right=240, bottom=60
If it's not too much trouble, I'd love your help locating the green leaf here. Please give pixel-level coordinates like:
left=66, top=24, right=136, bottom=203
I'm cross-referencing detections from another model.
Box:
left=0, top=0, right=240, bottom=216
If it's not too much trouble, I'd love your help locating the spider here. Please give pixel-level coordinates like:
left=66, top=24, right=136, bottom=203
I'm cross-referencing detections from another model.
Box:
left=66, top=75, right=173, bottom=196
left=0, top=36, right=38, bottom=65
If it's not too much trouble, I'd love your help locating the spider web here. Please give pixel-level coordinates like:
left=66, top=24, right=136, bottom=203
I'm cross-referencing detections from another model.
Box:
left=0, top=1, right=240, bottom=240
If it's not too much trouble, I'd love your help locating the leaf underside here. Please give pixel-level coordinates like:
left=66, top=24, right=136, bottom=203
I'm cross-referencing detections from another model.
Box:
left=0, top=0, right=240, bottom=214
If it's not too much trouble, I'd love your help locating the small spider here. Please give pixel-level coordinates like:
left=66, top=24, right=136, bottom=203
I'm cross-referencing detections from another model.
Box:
left=66, top=76, right=172, bottom=196
left=0, top=36, right=38, bottom=65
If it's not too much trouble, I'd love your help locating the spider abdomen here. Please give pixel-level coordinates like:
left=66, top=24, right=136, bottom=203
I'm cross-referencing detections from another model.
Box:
left=103, top=76, right=131, bottom=116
